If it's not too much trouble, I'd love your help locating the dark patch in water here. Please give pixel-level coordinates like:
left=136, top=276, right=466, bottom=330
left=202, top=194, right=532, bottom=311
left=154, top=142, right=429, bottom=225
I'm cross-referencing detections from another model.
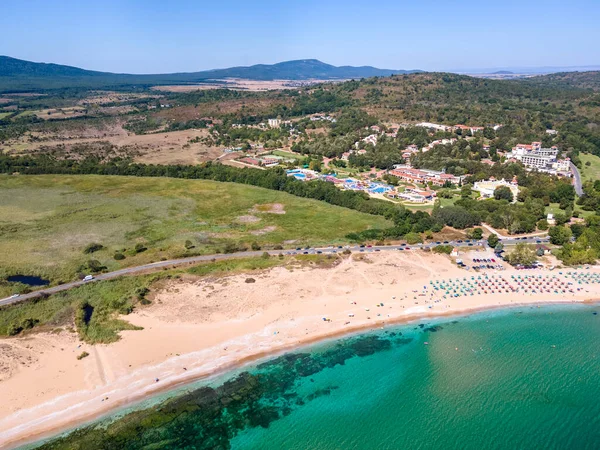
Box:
left=82, top=304, right=94, bottom=325
left=7, top=275, right=49, bottom=286
left=424, top=325, right=444, bottom=333
left=306, top=385, right=339, bottom=401
left=38, top=333, right=405, bottom=449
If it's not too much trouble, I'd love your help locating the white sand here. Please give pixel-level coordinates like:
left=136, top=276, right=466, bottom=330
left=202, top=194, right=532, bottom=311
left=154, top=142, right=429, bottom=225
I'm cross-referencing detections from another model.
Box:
left=0, top=251, right=597, bottom=448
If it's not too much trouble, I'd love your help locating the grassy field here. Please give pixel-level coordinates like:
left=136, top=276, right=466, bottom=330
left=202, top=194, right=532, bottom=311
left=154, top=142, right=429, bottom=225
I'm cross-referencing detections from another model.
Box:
left=270, top=150, right=302, bottom=160
left=0, top=174, right=390, bottom=295
left=579, top=153, right=600, bottom=183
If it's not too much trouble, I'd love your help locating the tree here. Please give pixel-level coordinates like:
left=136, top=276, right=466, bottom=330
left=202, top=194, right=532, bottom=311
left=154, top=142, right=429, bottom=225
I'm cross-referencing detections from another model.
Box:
left=460, top=185, right=472, bottom=198
left=469, top=227, right=483, bottom=240
left=487, top=234, right=499, bottom=248
left=548, top=225, right=572, bottom=245
left=494, top=242, right=504, bottom=254
left=309, top=160, right=322, bottom=172
left=537, top=219, right=549, bottom=231
left=507, top=243, right=537, bottom=266
left=494, top=185, right=514, bottom=202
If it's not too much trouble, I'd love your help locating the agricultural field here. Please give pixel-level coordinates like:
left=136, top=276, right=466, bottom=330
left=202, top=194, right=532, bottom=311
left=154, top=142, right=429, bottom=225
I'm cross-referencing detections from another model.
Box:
left=0, top=174, right=390, bottom=295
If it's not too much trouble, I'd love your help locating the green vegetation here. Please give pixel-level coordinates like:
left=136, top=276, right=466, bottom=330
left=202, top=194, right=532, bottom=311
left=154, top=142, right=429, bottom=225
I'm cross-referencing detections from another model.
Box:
left=579, top=153, right=600, bottom=183
left=0, top=174, right=390, bottom=296
left=0, top=274, right=154, bottom=342
left=507, top=243, right=538, bottom=266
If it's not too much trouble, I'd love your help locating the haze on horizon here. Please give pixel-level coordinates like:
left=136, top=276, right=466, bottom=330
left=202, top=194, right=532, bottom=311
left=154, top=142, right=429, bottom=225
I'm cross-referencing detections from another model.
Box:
left=2, top=0, right=599, bottom=74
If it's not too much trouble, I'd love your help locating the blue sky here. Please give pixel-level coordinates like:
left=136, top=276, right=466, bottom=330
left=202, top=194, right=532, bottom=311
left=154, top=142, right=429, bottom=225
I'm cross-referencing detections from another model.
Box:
left=2, top=0, right=599, bottom=73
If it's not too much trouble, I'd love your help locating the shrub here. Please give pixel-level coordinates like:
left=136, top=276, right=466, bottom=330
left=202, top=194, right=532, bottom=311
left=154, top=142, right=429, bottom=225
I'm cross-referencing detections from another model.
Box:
left=261, top=252, right=270, bottom=259
left=245, top=278, right=256, bottom=283
left=21, top=318, right=39, bottom=330
left=87, top=259, right=106, bottom=273
left=273, top=244, right=283, bottom=250
left=134, top=243, right=147, bottom=253
left=185, top=240, right=195, bottom=249
left=77, top=351, right=90, bottom=360
left=83, top=243, right=104, bottom=254
left=251, top=242, right=261, bottom=251
left=404, top=232, right=423, bottom=245
left=114, top=252, right=126, bottom=260
left=432, top=245, right=453, bottom=254
left=7, top=323, right=22, bottom=336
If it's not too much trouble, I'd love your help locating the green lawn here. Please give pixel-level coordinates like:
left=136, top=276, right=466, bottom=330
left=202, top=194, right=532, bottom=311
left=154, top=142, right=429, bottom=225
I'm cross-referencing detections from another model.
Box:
left=271, top=150, right=302, bottom=160
left=579, top=153, right=600, bottom=183
left=0, top=175, right=391, bottom=294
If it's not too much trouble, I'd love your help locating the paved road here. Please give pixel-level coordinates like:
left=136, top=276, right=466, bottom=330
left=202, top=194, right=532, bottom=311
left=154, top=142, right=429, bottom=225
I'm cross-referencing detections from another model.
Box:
left=0, top=235, right=552, bottom=308
left=571, top=161, right=584, bottom=196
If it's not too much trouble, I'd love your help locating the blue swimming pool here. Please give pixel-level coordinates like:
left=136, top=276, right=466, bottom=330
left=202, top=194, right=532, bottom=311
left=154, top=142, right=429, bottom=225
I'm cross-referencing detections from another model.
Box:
left=370, top=187, right=388, bottom=194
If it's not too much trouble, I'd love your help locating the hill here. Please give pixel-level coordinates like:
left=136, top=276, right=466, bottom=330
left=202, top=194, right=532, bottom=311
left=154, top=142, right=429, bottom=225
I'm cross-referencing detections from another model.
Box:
left=524, top=71, right=600, bottom=90
left=0, top=56, right=418, bottom=92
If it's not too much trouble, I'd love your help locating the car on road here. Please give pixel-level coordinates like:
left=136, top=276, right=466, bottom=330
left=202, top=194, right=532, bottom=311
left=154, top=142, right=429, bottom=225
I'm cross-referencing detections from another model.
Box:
left=9, top=294, right=20, bottom=299
left=83, top=275, right=94, bottom=282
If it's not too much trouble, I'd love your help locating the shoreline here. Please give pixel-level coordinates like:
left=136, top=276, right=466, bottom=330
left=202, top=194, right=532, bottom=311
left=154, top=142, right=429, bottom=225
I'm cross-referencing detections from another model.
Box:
left=6, top=299, right=598, bottom=450
left=2, top=253, right=600, bottom=448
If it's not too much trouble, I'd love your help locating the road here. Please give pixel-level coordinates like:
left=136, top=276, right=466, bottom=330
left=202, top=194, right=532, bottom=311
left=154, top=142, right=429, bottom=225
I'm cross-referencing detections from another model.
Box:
left=571, top=161, right=584, bottom=196
left=0, top=235, right=552, bottom=308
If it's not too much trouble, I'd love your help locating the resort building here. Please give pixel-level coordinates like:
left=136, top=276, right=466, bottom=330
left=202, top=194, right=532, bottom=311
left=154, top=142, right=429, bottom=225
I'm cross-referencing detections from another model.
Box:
left=507, top=142, right=569, bottom=175
left=389, top=167, right=463, bottom=186
left=268, top=118, right=281, bottom=128
left=415, top=122, right=452, bottom=132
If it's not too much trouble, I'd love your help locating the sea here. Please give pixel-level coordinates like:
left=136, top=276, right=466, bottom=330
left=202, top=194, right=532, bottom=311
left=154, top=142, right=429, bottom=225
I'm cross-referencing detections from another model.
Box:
left=33, top=304, right=600, bottom=450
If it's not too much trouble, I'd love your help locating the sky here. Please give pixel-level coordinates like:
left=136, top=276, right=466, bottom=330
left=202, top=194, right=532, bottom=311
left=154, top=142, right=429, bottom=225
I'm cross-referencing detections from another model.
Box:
left=1, top=0, right=599, bottom=74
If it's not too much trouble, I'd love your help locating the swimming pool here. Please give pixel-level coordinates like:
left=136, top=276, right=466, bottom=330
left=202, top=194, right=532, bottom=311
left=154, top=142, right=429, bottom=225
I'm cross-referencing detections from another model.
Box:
left=369, top=186, right=389, bottom=194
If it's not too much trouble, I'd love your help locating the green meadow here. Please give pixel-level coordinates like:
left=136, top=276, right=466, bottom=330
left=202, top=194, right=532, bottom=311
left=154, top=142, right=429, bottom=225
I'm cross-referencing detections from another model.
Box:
left=580, top=153, right=600, bottom=183
left=0, top=174, right=390, bottom=294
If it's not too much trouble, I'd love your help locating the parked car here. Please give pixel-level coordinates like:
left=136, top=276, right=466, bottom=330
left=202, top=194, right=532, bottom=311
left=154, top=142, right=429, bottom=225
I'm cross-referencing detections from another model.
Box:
left=83, top=275, right=94, bottom=282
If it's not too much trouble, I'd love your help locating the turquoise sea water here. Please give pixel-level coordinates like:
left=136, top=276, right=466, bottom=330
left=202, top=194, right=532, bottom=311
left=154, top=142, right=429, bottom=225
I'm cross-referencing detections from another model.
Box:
left=36, top=304, right=600, bottom=450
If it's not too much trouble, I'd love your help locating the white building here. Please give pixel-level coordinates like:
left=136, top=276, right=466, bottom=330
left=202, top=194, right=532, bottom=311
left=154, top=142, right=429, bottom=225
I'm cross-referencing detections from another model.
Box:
left=268, top=118, right=281, bottom=128
left=415, top=122, right=452, bottom=132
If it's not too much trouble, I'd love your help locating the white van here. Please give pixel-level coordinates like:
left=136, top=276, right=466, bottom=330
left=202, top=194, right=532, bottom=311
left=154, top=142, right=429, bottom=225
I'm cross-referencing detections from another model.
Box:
left=83, top=275, right=94, bottom=282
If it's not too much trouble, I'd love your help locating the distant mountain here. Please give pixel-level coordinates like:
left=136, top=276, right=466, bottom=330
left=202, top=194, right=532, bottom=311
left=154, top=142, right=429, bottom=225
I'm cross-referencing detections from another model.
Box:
left=0, top=56, right=419, bottom=92
left=492, top=70, right=514, bottom=75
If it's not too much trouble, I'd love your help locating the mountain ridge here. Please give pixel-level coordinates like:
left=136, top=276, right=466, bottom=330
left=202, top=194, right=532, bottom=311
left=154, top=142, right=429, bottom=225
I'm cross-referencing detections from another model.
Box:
left=0, top=56, right=420, bottom=91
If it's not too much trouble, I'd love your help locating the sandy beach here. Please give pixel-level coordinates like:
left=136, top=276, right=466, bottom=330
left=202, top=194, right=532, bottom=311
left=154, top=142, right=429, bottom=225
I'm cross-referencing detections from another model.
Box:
left=1, top=251, right=598, bottom=449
